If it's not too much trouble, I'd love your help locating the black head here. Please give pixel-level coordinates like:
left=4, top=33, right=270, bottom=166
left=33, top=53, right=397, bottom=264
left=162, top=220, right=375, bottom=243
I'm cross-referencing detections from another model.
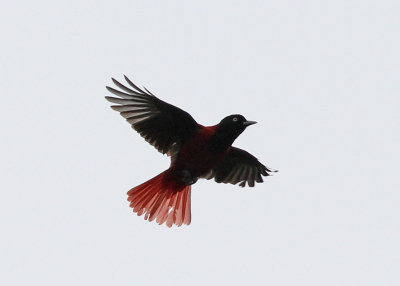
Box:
left=218, top=114, right=257, bottom=130
left=212, top=114, right=257, bottom=151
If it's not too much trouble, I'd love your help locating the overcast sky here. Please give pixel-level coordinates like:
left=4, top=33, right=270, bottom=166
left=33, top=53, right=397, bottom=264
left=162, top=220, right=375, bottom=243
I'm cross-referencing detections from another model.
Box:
left=1, top=1, right=399, bottom=285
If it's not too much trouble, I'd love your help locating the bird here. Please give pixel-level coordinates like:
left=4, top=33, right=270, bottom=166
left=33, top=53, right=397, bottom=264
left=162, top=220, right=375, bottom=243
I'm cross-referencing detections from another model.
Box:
left=105, top=76, right=277, bottom=227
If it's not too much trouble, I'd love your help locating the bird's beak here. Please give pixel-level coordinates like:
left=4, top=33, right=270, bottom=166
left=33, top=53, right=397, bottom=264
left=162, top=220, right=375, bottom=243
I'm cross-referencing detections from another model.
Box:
left=243, top=120, right=257, bottom=127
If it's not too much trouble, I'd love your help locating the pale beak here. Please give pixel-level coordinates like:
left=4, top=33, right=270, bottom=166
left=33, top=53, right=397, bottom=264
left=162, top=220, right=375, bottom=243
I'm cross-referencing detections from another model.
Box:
left=243, top=120, right=257, bottom=127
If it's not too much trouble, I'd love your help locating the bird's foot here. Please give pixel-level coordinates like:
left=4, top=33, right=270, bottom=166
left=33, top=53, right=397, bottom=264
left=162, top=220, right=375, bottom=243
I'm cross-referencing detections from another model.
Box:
left=181, top=170, right=198, bottom=185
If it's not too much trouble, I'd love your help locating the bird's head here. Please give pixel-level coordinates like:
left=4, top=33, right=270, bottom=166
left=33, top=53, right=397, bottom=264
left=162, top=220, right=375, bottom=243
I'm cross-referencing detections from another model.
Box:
left=213, top=115, right=257, bottom=150
left=218, top=114, right=257, bottom=133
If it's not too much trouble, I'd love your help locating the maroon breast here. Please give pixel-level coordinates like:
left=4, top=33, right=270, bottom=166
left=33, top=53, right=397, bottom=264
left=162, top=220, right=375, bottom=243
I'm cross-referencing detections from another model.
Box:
left=172, top=125, right=228, bottom=177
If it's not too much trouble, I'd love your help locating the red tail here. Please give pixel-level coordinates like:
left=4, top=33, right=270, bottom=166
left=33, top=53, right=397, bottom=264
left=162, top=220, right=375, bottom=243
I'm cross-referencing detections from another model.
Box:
left=127, top=170, right=191, bottom=227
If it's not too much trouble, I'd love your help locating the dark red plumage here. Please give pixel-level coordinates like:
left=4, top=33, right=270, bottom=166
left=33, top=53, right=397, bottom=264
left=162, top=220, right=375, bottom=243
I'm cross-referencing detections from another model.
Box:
left=106, top=76, right=276, bottom=227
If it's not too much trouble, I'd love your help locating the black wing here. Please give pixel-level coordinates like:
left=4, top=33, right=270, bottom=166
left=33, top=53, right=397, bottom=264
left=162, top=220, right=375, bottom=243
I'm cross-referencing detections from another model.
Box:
left=105, top=76, right=200, bottom=154
left=205, top=147, right=277, bottom=187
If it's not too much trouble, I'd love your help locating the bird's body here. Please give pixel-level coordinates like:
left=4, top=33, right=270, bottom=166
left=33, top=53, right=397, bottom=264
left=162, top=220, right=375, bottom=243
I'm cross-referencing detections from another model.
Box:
left=171, top=125, right=227, bottom=181
left=106, top=76, right=276, bottom=227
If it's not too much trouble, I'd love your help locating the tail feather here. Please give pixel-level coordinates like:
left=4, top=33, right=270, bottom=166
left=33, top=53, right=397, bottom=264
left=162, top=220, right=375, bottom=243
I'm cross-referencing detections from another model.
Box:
left=127, top=170, right=191, bottom=227
left=174, top=191, right=184, bottom=226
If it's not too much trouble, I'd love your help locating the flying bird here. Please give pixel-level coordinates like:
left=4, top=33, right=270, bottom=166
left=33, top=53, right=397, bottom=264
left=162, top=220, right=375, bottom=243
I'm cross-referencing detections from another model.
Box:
left=105, top=76, right=276, bottom=227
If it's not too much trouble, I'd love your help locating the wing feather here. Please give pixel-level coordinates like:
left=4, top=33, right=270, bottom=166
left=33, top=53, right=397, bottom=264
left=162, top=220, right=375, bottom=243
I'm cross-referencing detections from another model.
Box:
left=106, top=76, right=200, bottom=154
left=205, top=147, right=276, bottom=188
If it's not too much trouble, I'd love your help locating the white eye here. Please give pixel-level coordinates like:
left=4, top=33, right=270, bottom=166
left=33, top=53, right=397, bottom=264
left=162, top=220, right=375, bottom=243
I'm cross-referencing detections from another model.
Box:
left=232, top=117, right=238, bottom=122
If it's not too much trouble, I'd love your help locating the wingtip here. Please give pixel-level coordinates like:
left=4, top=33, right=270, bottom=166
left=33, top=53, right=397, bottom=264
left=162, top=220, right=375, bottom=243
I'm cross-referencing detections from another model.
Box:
left=105, top=96, right=117, bottom=103
left=266, top=168, right=278, bottom=177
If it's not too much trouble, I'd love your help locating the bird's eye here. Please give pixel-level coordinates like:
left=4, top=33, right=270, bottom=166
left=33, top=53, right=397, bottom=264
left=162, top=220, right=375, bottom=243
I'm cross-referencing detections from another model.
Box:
left=232, top=117, right=238, bottom=122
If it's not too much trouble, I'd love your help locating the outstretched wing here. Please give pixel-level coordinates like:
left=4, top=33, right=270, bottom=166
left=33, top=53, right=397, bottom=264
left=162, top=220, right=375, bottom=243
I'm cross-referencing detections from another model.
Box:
left=205, top=147, right=277, bottom=187
left=106, top=76, right=200, bottom=154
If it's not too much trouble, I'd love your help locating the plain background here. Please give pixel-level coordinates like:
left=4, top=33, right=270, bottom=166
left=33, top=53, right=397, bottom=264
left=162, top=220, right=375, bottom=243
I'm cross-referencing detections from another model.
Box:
left=1, top=1, right=399, bottom=285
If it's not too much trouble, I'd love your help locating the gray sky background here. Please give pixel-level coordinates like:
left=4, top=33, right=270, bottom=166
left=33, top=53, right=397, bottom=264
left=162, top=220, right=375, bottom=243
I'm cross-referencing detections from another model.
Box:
left=1, top=1, right=399, bottom=285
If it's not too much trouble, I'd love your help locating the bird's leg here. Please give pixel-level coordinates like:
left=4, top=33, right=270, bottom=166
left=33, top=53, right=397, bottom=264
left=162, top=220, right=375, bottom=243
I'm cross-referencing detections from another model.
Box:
left=181, top=170, right=198, bottom=185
